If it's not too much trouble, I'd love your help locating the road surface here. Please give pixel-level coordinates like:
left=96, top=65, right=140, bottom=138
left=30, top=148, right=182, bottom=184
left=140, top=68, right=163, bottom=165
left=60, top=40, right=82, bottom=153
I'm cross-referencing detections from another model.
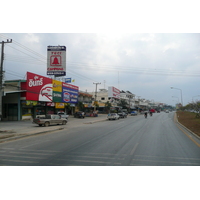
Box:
left=0, top=112, right=199, bottom=166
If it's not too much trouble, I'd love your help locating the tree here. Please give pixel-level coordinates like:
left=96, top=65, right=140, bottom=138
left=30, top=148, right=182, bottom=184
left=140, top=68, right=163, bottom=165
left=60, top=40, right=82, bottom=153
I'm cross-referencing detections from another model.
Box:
left=77, top=101, right=85, bottom=111
left=117, top=99, right=128, bottom=109
left=104, top=101, right=112, bottom=113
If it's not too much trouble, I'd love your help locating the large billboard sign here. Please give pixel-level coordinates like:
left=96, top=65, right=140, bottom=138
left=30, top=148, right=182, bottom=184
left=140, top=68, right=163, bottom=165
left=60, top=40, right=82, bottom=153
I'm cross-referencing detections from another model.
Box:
left=62, top=83, right=79, bottom=103
left=26, top=72, right=52, bottom=102
left=108, top=86, right=120, bottom=99
left=26, top=72, right=79, bottom=103
left=47, top=46, right=66, bottom=76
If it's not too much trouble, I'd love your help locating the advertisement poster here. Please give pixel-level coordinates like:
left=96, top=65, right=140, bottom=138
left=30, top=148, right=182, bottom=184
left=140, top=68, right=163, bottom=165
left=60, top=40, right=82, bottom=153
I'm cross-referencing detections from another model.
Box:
left=108, top=86, right=120, bottom=99
left=62, top=83, right=79, bottom=103
left=26, top=72, right=53, bottom=102
left=52, top=79, right=62, bottom=102
left=47, top=46, right=66, bottom=76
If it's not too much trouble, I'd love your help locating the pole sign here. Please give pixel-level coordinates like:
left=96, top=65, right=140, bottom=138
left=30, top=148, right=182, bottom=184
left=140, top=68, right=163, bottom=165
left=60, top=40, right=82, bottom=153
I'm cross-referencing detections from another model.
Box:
left=47, top=46, right=66, bottom=76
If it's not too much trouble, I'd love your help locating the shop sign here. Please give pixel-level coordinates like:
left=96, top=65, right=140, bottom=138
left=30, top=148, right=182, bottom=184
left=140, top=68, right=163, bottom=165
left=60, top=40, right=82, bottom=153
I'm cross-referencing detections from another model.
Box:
left=55, top=103, right=65, bottom=108
left=46, top=102, right=55, bottom=107
left=26, top=100, right=38, bottom=106
left=26, top=72, right=52, bottom=102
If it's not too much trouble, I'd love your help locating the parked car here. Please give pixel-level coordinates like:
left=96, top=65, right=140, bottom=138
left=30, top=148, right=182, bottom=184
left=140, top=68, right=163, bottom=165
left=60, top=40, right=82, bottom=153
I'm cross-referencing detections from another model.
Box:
left=57, top=112, right=69, bottom=119
left=118, top=112, right=127, bottom=118
left=130, top=111, right=137, bottom=116
left=74, top=111, right=85, bottom=118
left=33, top=114, right=68, bottom=127
left=107, top=113, right=120, bottom=120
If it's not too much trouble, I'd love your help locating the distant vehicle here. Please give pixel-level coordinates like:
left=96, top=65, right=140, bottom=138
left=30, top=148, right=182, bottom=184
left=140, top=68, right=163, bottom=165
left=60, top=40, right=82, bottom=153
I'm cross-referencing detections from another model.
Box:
left=107, top=113, right=120, bottom=120
left=130, top=111, right=137, bottom=116
left=118, top=112, right=127, bottom=118
left=74, top=111, right=85, bottom=118
left=33, top=114, right=68, bottom=127
left=165, top=110, right=169, bottom=113
left=57, top=112, right=69, bottom=119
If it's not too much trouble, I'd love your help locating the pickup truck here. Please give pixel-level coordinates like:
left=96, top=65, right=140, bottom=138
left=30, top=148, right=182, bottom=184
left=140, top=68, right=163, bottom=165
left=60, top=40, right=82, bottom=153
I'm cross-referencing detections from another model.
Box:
left=33, top=114, right=68, bottom=127
left=107, top=113, right=120, bottom=120
left=57, top=112, right=69, bottom=119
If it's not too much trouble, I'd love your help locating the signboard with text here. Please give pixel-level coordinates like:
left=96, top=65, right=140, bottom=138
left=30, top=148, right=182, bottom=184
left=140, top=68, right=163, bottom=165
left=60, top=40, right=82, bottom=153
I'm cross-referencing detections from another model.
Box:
left=108, top=86, right=120, bottom=99
left=47, top=46, right=66, bottom=76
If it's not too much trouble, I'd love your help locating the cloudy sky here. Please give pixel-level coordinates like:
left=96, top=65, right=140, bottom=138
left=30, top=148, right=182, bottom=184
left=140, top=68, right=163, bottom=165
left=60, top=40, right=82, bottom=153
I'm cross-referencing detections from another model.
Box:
left=1, top=33, right=199, bottom=106
left=1, top=1, right=200, bottom=107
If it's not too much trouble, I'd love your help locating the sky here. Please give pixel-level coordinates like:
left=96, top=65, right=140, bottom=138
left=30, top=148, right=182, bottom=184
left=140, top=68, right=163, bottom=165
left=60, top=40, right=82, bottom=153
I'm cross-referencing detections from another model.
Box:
left=1, top=33, right=199, bottom=106
left=1, top=1, right=200, bottom=108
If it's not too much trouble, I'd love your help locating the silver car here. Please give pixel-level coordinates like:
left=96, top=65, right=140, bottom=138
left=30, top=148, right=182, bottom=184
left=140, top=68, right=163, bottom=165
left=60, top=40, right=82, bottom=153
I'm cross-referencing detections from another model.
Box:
left=107, top=113, right=120, bottom=120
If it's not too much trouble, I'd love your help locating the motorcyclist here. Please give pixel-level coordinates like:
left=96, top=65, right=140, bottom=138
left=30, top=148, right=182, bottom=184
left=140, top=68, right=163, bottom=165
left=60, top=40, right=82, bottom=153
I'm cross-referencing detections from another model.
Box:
left=144, top=111, right=148, bottom=118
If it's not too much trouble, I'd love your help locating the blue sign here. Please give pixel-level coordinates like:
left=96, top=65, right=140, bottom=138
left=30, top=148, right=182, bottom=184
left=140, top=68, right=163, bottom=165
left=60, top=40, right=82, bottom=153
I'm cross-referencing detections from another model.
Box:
left=65, top=78, right=71, bottom=83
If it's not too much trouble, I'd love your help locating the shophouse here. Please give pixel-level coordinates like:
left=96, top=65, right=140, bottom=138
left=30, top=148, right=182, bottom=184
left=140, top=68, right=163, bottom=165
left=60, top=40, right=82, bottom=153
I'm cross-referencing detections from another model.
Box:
left=2, top=71, right=79, bottom=121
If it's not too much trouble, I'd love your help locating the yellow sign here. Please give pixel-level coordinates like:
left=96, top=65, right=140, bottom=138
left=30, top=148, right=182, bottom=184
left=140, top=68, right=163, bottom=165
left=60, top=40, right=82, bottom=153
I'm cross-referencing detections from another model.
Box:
left=26, top=100, right=38, bottom=106
left=52, top=79, right=62, bottom=92
left=55, top=103, right=65, bottom=108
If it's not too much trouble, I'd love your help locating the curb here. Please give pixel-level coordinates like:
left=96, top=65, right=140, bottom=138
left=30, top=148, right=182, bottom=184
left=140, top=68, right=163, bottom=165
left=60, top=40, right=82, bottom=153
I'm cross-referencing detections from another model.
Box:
left=175, top=113, right=200, bottom=140
left=0, top=127, right=64, bottom=143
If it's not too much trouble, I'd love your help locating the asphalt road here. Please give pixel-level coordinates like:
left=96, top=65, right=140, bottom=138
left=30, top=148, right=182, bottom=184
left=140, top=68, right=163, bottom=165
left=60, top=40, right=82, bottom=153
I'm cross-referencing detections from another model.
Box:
left=0, top=112, right=199, bottom=166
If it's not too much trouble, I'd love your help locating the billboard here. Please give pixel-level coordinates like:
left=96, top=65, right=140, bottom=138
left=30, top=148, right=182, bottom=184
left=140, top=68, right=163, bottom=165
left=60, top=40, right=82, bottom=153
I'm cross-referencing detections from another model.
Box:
left=62, top=83, right=79, bottom=103
left=26, top=72, right=79, bottom=103
left=108, top=86, right=120, bottom=99
left=47, top=46, right=66, bottom=76
left=26, top=72, right=53, bottom=102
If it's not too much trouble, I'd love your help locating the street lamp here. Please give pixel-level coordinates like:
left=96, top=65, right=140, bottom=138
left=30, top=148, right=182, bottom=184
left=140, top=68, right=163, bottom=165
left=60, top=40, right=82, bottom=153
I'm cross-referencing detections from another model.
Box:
left=171, top=87, right=183, bottom=106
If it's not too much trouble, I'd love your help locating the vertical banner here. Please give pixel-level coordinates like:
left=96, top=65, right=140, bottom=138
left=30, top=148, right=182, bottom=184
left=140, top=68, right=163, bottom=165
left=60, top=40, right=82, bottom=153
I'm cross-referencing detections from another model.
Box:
left=47, top=46, right=66, bottom=76
left=52, top=79, right=62, bottom=102
left=108, top=86, right=120, bottom=99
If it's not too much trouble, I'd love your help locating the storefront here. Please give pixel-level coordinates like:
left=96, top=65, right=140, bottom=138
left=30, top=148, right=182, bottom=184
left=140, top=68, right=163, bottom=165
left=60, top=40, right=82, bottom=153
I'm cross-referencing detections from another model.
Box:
left=2, top=72, right=79, bottom=121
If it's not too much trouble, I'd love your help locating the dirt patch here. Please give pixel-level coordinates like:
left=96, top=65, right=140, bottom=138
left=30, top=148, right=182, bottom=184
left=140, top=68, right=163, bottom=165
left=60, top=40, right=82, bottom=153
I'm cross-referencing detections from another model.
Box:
left=177, top=111, right=200, bottom=137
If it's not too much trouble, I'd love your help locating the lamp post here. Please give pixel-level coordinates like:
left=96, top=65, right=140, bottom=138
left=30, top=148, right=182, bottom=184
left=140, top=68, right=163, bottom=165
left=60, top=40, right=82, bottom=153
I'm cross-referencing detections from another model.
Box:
left=172, top=96, right=179, bottom=103
left=171, top=87, right=183, bottom=106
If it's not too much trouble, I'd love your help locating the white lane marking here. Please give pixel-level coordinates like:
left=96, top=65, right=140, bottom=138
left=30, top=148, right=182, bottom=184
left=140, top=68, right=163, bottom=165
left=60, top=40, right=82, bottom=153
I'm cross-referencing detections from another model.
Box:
left=0, top=158, right=38, bottom=164
left=130, top=143, right=139, bottom=155
left=20, top=140, right=50, bottom=149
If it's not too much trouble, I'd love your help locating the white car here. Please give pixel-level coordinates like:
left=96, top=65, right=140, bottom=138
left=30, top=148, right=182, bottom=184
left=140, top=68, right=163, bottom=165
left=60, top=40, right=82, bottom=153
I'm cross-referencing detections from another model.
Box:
left=107, top=113, right=120, bottom=120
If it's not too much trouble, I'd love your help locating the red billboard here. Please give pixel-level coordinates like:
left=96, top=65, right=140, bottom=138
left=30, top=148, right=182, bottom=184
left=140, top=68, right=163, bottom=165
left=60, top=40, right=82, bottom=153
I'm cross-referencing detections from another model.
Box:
left=26, top=72, right=53, bottom=102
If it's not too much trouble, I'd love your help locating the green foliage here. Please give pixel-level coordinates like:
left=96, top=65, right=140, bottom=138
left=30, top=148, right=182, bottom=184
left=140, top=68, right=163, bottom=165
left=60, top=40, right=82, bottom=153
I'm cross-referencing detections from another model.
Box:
left=77, top=101, right=85, bottom=111
left=117, top=99, right=128, bottom=109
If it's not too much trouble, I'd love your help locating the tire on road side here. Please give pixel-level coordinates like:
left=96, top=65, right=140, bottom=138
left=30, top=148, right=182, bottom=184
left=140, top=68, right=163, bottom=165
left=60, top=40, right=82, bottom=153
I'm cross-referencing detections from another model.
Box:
left=44, top=121, right=50, bottom=127
left=62, top=121, right=67, bottom=125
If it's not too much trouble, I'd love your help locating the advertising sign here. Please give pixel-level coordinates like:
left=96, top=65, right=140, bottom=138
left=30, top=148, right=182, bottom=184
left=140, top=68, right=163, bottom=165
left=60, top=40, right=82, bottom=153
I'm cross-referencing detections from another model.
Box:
left=62, top=83, right=79, bottom=103
left=47, top=46, right=66, bottom=76
left=26, top=72, right=53, bottom=102
left=108, top=86, right=120, bottom=99
left=52, top=79, right=62, bottom=102
left=65, top=78, right=71, bottom=83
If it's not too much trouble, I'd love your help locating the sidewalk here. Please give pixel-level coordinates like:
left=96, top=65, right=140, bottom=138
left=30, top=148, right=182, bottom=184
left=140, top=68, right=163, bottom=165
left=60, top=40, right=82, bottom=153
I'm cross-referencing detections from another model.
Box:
left=0, top=114, right=107, bottom=143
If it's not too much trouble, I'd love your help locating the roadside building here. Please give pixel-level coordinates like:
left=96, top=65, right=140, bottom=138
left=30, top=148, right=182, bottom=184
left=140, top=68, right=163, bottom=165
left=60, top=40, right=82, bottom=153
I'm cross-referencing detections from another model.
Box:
left=2, top=71, right=79, bottom=121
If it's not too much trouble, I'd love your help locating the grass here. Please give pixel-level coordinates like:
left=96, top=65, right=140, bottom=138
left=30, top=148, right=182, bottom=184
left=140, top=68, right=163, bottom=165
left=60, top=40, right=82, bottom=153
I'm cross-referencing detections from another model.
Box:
left=177, top=111, right=200, bottom=137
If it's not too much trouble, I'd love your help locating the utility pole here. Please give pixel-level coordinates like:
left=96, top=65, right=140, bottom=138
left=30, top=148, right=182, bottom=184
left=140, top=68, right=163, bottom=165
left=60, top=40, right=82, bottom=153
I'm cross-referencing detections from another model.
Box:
left=93, top=82, right=101, bottom=112
left=0, top=39, right=12, bottom=120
